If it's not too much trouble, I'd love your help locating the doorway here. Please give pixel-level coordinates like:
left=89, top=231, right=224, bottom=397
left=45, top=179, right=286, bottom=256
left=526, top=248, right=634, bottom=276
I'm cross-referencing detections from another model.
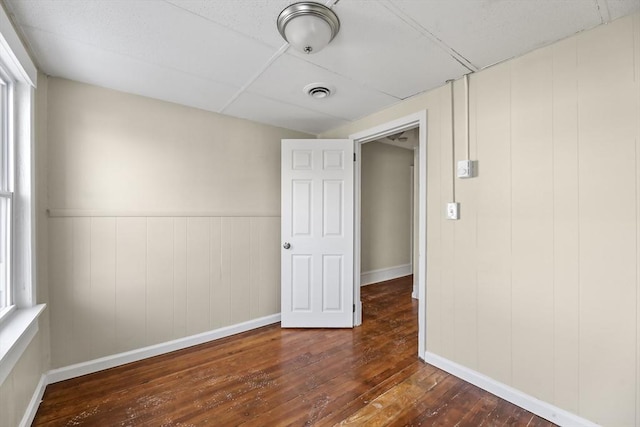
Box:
left=360, top=129, right=418, bottom=292
left=350, top=111, right=427, bottom=359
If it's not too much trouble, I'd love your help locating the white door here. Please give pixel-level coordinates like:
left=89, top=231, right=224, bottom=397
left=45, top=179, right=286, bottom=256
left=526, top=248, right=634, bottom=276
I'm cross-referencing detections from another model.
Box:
left=281, top=139, right=354, bottom=328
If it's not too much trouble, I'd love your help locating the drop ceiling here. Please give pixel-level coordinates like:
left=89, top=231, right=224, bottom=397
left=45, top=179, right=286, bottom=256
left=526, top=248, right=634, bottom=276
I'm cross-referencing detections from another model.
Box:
left=4, top=0, right=639, bottom=135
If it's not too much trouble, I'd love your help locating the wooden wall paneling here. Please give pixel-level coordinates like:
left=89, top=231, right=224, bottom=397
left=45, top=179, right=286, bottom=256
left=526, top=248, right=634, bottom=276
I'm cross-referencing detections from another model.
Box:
left=173, top=218, right=188, bottom=339
left=425, top=90, right=443, bottom=354
left=257, top=217, right=280, bottom=317
left=49, top=218, right=72, bottom=367
left=225, top=217, right=252, bottom=324
left=185, top=218, right=211, bottom=335
left=89, top=217, right=117, bottom=359
left=215, top=218, right=232, bottom=327
left=452, top=79, right=478, bottom=370
left=577, top=18, right=638, bottom=426
left=209, top=217, right=225, bottom=328
left=551, top=37, right=580, bottom=413
left=146, top=217, right=175, bottom=345
left=115, top=218, right=147, bottom=353
left=249, top=218, right=261, bottom=318
left=510, top=49, right=555, bottom=403
left=474, top=65, right=513, bottom=386
left=71, top=218, right=92, bottom=365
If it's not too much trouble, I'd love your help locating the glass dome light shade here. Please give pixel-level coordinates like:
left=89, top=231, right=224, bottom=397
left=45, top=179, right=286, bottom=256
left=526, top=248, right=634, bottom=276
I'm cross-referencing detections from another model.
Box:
left=277, top=2, right=340, bottom=55
left=284, top=14, right=332, bottom=54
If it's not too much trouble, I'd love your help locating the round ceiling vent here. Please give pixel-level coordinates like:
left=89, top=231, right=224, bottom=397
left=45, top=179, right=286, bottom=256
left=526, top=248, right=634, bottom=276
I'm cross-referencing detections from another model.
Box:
left=304, top=83, right=335, bottom=99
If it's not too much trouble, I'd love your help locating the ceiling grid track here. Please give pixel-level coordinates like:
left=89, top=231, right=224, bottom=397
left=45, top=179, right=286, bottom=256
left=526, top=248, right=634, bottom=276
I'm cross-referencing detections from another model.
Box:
left=378, top=0, right=478, bottom=73
left=595, top=0, right=612, bottom=23
left=219, top=42, right=290, bottom=114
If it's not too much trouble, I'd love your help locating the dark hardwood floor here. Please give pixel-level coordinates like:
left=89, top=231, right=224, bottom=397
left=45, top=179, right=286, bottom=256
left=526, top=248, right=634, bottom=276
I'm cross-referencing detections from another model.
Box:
left=33, top=276, right=556, bottom=426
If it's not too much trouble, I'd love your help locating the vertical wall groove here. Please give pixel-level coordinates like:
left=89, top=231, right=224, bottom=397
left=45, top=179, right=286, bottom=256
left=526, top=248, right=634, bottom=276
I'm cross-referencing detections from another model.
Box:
left=634, top=12, right=640, bottom=427
left=551, top=49, right=556, bottom=406
left=508, top=60, right=514, bottom=389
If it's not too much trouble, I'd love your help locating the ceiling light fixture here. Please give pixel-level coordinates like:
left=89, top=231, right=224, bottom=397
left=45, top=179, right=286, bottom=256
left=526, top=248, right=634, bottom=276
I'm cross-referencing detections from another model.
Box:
left=277, top=2, right=340, bottom=54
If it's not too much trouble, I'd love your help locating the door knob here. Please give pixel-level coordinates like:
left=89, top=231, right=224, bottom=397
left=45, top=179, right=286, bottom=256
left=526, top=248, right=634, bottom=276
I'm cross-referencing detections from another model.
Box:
left=283, top=242, right=291, bottom=249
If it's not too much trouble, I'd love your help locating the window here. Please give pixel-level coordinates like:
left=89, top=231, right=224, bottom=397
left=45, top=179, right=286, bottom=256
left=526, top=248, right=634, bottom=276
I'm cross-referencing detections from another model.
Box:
left=0, top=68, right=11, bottom=320
left=0, top=3, right=41, bottom=388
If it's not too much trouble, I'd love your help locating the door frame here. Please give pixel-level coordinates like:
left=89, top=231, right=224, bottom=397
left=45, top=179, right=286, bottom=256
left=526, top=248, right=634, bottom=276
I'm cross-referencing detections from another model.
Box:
left=350, top=111, right=427, bottom=359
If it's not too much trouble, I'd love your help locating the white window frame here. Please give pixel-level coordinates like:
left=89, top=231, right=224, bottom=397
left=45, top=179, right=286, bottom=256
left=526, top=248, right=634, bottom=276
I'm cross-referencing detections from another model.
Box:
left=0, top=66, right=14, bottom=321
left=0, top=3, right=44, bottom=387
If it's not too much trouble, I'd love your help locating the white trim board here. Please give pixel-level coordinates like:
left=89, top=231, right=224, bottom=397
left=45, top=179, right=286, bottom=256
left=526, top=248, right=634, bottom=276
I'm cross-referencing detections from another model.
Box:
left=349, top=110, right=427, bottom=346
left=424, top=352, right=600, bottom=427
left=360, top=264, right=412, bottom=286
left=21, top=314, right=281, bottom=425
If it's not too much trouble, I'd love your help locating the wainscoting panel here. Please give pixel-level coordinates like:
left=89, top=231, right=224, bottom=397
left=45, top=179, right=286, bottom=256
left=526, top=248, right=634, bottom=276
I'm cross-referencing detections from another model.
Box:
left=146, top=217, right=175, bottom=346
left=48, top=216, right=281, bottom=369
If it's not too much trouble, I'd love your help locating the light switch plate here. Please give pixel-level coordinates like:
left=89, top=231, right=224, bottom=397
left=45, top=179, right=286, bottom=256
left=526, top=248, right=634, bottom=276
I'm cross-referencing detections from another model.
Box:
left=446, top=202, right=459, bottom=220
left=457, top=160, right=474, bottom=178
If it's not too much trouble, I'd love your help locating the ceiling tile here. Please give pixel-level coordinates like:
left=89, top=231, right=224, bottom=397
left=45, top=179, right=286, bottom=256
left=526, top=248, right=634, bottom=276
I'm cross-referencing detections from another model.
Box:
left=165, top=0, right=295, bottom=49
left=247, top=53, right=400, bottom=121
left=6, top=0, right=277, bottom=87
left=284, top=0, right=470, bottom=99
left=390, top=0, right=604, bottom=69
left=24, top=27, right=239, bottom=113
left=224, top=92, right=349, bottom=135
left=606, top=0, right=640, bottom=20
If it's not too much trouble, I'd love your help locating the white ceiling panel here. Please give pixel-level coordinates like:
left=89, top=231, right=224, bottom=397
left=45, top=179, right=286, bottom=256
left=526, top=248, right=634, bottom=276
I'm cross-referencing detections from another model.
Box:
left=7, top=0, right=277, bottom=87
left=4, top=0, right=639, bottom=135
left=247, top=53, right=400, bottom=121
left=390, top=0, right=604, bottom=69
left=224, top=92, right=349, bottom=135
left=166, top=0, right=296, bottom=49
left=24, top=27, right=239, bottom=113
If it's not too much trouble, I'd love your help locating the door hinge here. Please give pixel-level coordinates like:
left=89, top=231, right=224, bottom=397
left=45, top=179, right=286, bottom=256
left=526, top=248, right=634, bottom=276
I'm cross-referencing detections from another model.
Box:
left=353, top=304, right=356, bottom=313
left=353, top=152, right=356, bottom=162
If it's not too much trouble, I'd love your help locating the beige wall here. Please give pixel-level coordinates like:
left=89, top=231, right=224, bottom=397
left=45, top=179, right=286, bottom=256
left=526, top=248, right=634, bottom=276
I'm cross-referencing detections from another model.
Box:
left=47, top=78, right=303, bottom=215
left=361, top=141, right=413, bottom=273
left=322, top=13, right=640, bottom=427
left=46, top=78, right=310, bottom=368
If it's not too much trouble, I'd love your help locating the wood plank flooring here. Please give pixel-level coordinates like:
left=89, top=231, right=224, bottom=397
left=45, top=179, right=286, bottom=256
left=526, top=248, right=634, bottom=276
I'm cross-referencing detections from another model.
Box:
left=33, top=276, right=556, bottom=426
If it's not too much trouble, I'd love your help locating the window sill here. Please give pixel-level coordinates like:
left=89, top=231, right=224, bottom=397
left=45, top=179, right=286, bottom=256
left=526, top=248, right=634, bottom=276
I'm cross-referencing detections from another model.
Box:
left=0, top=304, right=45, bottom=386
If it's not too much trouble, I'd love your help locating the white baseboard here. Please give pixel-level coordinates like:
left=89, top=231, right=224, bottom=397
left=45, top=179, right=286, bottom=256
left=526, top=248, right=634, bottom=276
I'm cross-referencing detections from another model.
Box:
left=46, top=313, right=280, bottom=384
left=361, top=263, right=412, bottom=286
left=20, top=374, right=47, bottom=427
left=423, top=352, right=600, bottom=427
